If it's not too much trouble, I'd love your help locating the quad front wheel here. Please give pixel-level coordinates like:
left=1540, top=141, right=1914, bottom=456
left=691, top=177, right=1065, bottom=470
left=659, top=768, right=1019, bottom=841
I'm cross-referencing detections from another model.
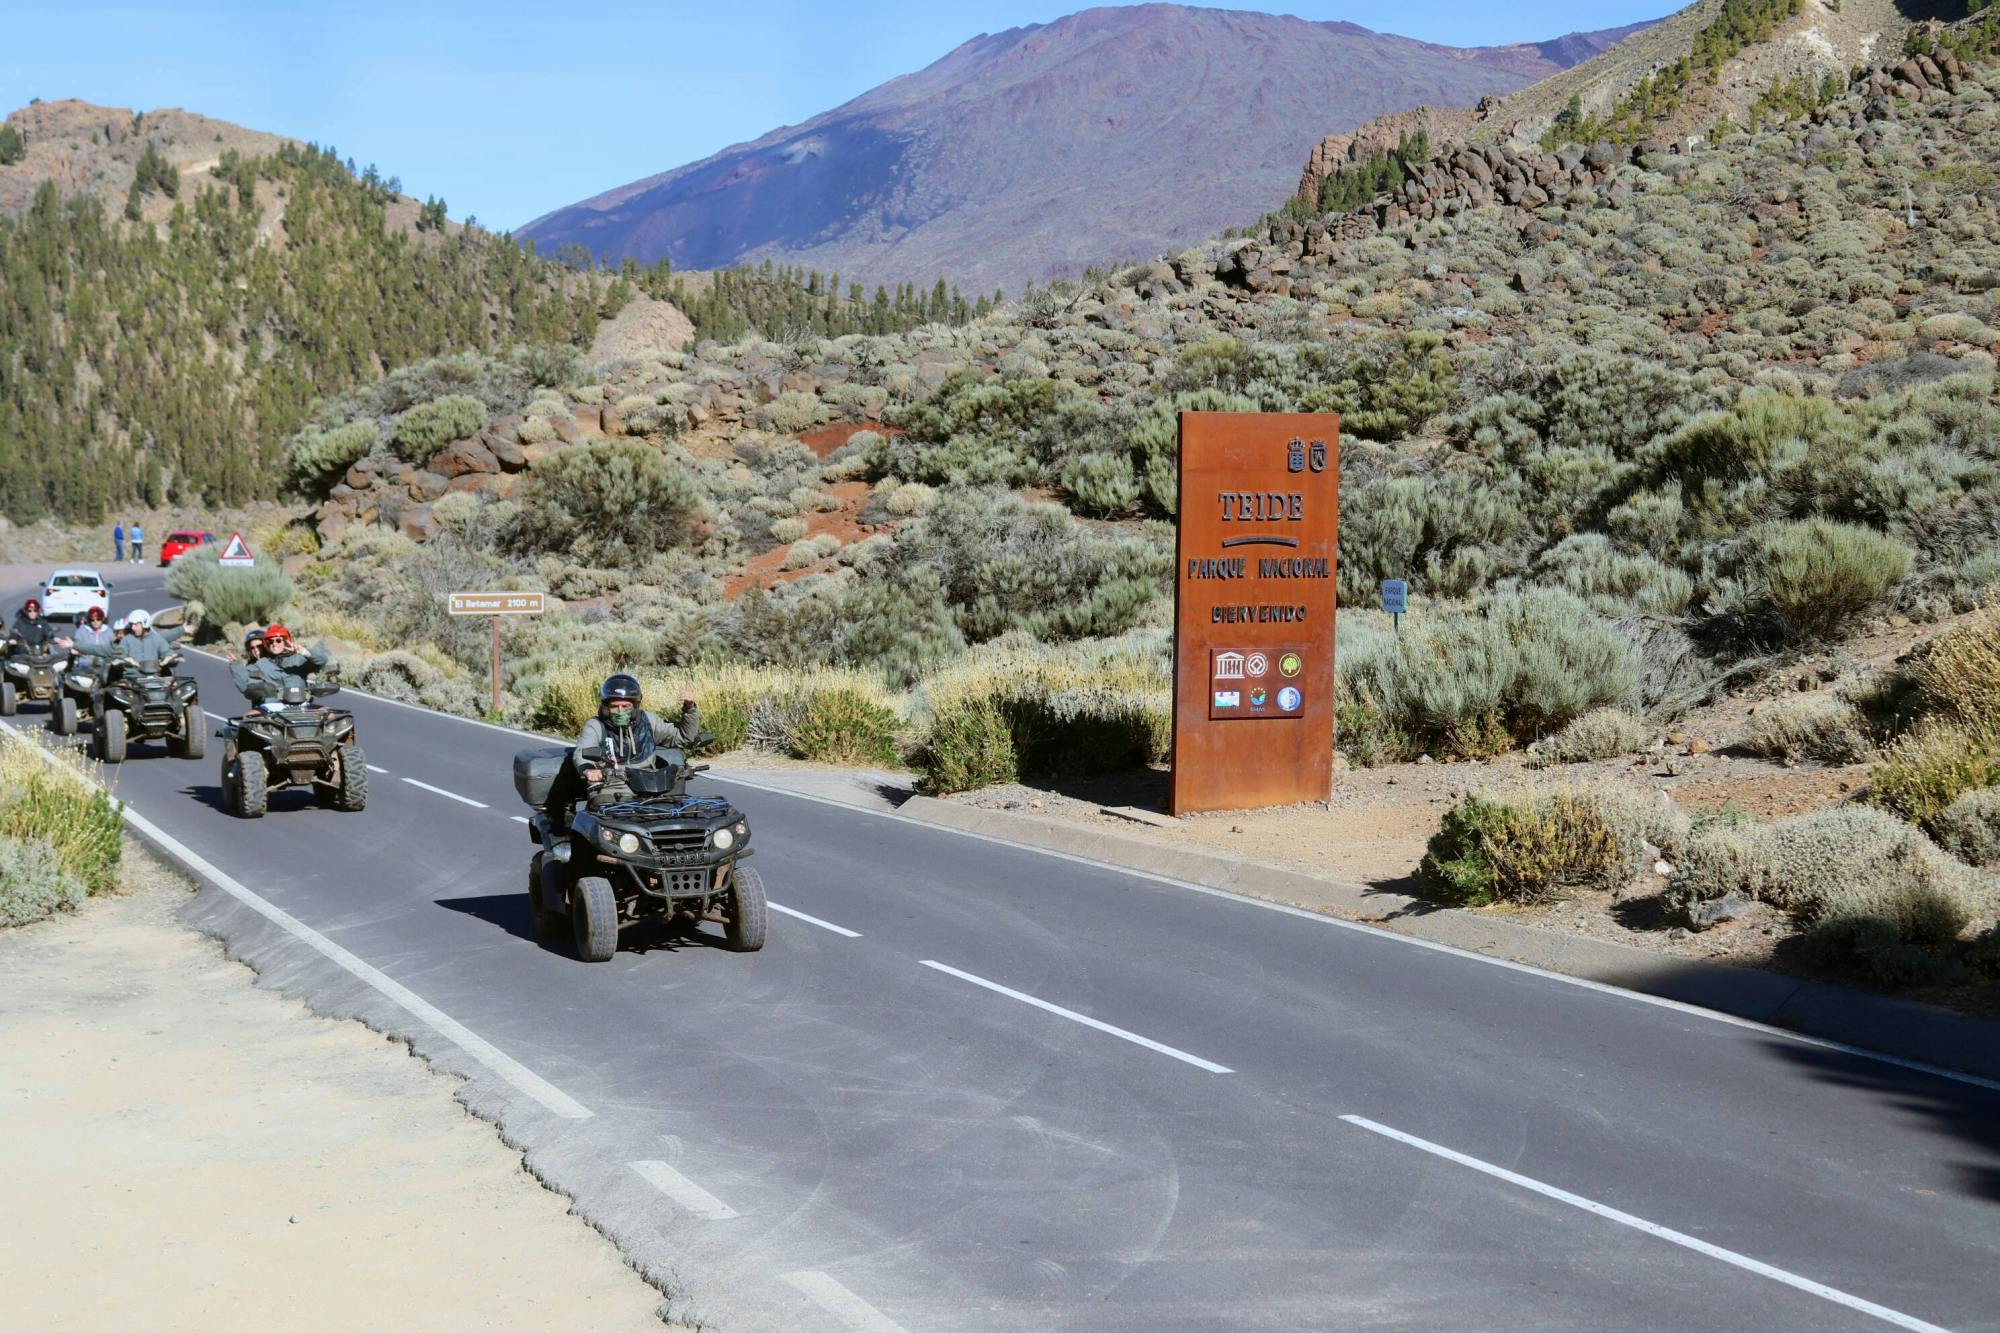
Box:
left=571, top=875, right=617, bottom=962
left=528, top=852, right=565, bottom=941
left=0, top=681, right=14, bottom=716
left=234, top=750, right=268, bottom=818
left=178, top=703, right=206, bottom=760
left=725, top=865, right=768, bottom=953
left=50, top=695, right=77, bottom=737
left=334, top=744, right=367, bottom=811
left=96, top=708, right=126, bottom=763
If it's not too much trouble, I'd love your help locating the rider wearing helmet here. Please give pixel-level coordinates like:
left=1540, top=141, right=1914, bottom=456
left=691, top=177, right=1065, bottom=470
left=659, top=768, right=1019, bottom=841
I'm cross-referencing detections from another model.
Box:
left=73, top=604, right=195, bottom=673
left=542, top=674, right=700, bottom=831
left=70, top=605, right=115, bottom=654
left=7, top=598, right=66, bottom=653
left=224, top=623, right=326, bottom=704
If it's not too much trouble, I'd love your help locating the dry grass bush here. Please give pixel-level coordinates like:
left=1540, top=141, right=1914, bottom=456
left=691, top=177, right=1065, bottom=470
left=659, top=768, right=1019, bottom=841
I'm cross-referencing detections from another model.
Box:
left=1932, top=787, right=2000, bottom=868
left=0, top=736, right=121, bottom=925
left=1870, top=719, right=2000, bottom=828
left=1742, top=693, right=1873, bottom=764
left=1669, top=804, right=1982, bottom=986
left=349, top=650, right=484, bottom=717
left=1528, top=707, right=1647, bottom=766
left=917, top=638, right=1171, bottom=793
left=1420, top=791, right=1633, bottom=908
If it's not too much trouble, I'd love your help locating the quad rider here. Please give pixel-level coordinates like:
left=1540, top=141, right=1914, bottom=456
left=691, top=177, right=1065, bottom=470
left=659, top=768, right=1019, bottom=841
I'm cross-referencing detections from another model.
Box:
left=7, top=599, right=70, bottom=654
left=72, top=605, right=196, bottom=674
left=541, top=673, right=700, bottom=833
left=223, top=623, right=327, bottom=707
left=70, top=605, right=115, bottom=654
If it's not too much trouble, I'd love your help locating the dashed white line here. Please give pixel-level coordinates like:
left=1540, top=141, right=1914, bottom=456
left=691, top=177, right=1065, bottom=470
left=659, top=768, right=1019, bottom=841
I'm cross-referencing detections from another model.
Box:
left=366, top=763, right=388, bottom=774
left=628, top=1160, right=739, bottom=1220
left=770, top=903, right=860, bottom=937
left=400, top=776, right=486, bottom=807
left=509, top=815, right=529, bottom=824
left=0, top=721, right=590, bottom=1121
left=1340, top=1115, right=1948, bottom=1333
left=920, top=960, right=1232, bottom=1074
left=781, top=1271, right=908, bottom=1333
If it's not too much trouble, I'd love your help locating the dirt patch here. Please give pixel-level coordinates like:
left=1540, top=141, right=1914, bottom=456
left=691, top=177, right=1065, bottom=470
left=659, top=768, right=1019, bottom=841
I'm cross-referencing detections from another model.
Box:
left=723, top=480, right=886, bottom=597
left=797, top=421, right=897, bottom=459
left=0, top=847, right=671, bottom=1331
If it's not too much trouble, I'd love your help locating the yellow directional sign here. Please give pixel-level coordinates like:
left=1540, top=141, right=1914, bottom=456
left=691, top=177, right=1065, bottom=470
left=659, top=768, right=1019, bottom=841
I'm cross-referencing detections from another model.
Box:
left=447, top=591, right=546, bottom=616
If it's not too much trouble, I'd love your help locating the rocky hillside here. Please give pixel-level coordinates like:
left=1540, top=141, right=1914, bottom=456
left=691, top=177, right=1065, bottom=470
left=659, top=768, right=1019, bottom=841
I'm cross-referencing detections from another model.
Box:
left=0, top=101, right=290, bottom=217
left=517, top=4, right=1654, bottom=293
left=1297, top=0, right=1971, bottom=203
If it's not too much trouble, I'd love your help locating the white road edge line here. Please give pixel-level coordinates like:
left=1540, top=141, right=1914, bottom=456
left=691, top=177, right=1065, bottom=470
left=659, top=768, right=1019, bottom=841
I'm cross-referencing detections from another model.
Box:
left=627, top=1160, right=738, bottom=1220
left=770, top=902, right=861, bottom=937
left=366, top=764, right=388, bottom=774
left=921, top=959, right=1231, bottom=1073
left=781, top=1271, right=908, bottom=1333
left=0, top=722, right=592, bottom=1122
left=179, top=642, right=2000, bottom=1094
left=509, top=815, right=529, bottom=824
left=400, top=776, right=487, bottom=808
left=711, top=775, right=2000, bottom=1095
left=1340, top=1114, right=1948, bottom=1333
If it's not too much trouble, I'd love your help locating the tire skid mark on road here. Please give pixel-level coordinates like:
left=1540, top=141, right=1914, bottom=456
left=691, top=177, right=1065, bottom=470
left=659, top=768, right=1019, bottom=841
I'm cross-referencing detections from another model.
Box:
left=781, top=1270, right=909, bottom=1333
left=628, top=1160, right=739, bottom=1220
left=769, top=903, right=861, bottom=937
left=921, top=960, right=1232, bottom=1074
left=1340, top=1115, right=1949, bottom=1333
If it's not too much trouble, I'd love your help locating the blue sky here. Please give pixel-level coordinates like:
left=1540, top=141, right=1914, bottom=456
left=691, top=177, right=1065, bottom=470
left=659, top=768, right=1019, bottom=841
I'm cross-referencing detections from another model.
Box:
left=1, top=1, right=1666, bottom=231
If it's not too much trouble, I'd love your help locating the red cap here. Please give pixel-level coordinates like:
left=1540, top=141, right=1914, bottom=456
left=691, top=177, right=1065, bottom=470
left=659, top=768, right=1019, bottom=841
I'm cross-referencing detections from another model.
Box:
left=85, top=605, right=105, bottom=621
left=22, top=598, right=39, bottom=613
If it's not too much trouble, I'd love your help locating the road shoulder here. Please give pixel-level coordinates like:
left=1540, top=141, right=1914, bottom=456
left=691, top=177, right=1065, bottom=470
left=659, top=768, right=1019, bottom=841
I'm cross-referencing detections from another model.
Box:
left=0, top=840, right=671, bottom=1332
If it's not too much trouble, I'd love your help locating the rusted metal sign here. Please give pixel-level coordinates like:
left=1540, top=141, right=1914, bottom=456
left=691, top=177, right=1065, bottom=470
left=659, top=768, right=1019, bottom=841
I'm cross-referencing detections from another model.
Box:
left=1171, top=413, right=1340, bottom=814
left=447, top=591, right=545, bottom=616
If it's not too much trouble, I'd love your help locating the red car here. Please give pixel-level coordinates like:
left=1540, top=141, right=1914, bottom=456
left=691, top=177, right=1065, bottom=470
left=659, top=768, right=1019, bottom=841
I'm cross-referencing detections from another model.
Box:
left=159, top=530, right=217, bottom=566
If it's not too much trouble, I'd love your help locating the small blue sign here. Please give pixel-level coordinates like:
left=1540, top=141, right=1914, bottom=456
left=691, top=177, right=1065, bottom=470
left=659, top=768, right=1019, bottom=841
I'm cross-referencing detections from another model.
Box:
left=1277, top=687, right=1302, bottom=712
left=1381, top=579, right=1408, bottom=615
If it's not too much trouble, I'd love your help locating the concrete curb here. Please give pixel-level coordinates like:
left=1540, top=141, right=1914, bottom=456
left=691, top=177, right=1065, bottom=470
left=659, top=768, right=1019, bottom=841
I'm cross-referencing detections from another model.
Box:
left=898, top=796, right=2000, bottom=1085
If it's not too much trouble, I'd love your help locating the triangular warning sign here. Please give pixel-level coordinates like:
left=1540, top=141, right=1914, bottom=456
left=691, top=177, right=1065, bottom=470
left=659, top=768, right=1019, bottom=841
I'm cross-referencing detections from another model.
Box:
left=218, top=531, right=254, bottom=564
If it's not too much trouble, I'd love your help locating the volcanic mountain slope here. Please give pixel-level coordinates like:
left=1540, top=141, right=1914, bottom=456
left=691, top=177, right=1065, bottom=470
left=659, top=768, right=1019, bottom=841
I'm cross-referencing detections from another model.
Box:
left=0, top=101, right=292, bottom=217
left=517, top=3, right=1657, bottom=293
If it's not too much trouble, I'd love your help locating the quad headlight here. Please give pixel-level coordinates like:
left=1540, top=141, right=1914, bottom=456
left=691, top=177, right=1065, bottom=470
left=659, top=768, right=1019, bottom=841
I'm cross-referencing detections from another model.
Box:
left=711, top=827, right=734, bottom=850
left=617, top=832, right=641, bottom=855
left=67, top=674, right=94, bottom=690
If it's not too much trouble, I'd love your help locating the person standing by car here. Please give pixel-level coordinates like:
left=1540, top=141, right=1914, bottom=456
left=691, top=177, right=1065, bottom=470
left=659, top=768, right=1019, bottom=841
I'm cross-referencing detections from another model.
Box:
left=129, top=521, right=144, bottom=565
left=113, top=520, right=125, bottom=563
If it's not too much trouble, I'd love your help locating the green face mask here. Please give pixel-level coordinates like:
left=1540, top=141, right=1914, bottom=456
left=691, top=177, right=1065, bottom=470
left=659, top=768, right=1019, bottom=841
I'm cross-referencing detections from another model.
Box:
left=607, top=708, right=634, bottom=728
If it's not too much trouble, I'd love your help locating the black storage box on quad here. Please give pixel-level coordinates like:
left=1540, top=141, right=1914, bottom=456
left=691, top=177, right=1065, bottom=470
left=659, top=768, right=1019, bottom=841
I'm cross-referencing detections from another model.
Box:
left=513, top=746, right=569, bottom=807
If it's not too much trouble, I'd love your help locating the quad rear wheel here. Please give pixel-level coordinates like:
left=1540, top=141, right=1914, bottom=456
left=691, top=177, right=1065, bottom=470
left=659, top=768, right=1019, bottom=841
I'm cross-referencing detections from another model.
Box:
left=235, top=750, right=268, bottom=818
left=0, top=681, right=14, bottom=716
left=724, top=864, right=768, bottom=953
left=179, top=703, right=206, bottom=760
left=571, top=875, right=617, bottom=962
left=95, top=707, right=126, bottom=763
left=334, top=743, right=367, bottom=811
left=528, top=852, right=565, bottom=941
left=51, top=695, right=77, bottom=737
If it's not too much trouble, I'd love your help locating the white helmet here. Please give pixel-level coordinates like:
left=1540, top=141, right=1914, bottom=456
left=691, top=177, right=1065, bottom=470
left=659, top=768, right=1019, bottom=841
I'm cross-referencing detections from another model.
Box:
left=112, top=618, right=128, bottom=632
left=127, top=609, right=152, bottom=629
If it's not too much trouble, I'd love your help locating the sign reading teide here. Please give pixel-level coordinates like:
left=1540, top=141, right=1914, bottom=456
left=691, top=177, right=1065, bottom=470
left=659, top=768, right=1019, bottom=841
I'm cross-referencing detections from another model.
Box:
left=1172, top=413, right=1340, bottom=814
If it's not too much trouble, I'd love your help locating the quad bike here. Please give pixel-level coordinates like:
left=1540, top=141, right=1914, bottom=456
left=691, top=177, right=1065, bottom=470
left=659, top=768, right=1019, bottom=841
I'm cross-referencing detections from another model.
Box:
left=91, top=653, right=205, bottom=763
left=2, top=644, right=69, bottom=721
left=55, top=660, right=102, bottom=737
left=217, top=679, right=366, bottom=817
left=516, top=734, right=763, bottom=962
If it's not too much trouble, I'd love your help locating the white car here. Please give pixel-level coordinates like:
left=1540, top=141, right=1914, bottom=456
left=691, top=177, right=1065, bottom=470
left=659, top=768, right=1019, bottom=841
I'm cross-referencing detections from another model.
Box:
left=41, top=568, right=112, bottom=622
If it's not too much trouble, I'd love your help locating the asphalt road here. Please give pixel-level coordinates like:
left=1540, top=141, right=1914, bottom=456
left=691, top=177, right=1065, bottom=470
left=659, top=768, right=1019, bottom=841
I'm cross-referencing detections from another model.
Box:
left=9, top=565, right=2000, bottom=1331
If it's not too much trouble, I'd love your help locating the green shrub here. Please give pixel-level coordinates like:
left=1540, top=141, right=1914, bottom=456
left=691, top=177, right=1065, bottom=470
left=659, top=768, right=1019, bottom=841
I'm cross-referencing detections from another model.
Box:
left=1722, top=520, right=1913, bottom=643
left=0, top=835, right=87, bottom=929
left=1530, top=707, right=1647, bottom=765
left=921, top=698, right=1018, bottom=793
left=1060, top=450, right=1142, bottom=517
left=1420, top=792, right=1628, bottom=907
left=290, top=420, right=378, bottom=483
left=876, top=374, right=1102, bottom=488
left=350, top=650, right=482, bottom=716
left=1930, top=786, right=2000, bottom=867
left=510, top=439, right=702, bottom=564
left=390, top=394, right=487, bottom=461
left=835, top=569, right=967, bottom=688
left=1911, top=607, right=2000, bottom=722
left=1870, top=719, right=2000, bottom=827
left=164, top=545, right=295, bottom=628
left=786, top=687, right=902, bottom=766
left=1534, top=535, right=1694, bottom=616
left=1742, top=694, right=1873, bottom=764
left=1419, top=794, right=1512, bottom=905
left=0, top=740, right=121, bottom=902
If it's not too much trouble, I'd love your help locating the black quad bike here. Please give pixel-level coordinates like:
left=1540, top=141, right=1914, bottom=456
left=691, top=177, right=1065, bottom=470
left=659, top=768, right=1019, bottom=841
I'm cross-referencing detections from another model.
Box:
left=91, top=653, right=206, bottom=763
left=217, top=680, right=367, bottom=817
left=515, top=736, right=765, bottom=962
left=2, top=645, right=68, bottom=721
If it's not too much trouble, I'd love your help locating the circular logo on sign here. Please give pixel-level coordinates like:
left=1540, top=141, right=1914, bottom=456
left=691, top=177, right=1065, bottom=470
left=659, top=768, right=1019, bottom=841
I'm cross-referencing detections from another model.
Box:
left=1245, top=652, right=1269, bottom=678
left=1249, top=687, right=1267, bottom=707
left=1279, top=653, right=1302, bottom=678
left=1277, top=687, right=1301, bottom=712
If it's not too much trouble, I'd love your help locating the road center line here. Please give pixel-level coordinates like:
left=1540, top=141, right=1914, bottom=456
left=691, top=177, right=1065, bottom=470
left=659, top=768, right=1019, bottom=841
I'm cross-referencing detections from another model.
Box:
left=509, top=814, right=529, bottom=824
left=366, top=764, right=388, bottom=774
left=920, top=960, right=1231, bottom=1073
left=399, top=776, right=487, bottom=807
left=781, top=1271, right=908, bottom=1333
left=628, top=1160, right=738, bottom=1220
left=0, top=721, right=591, bottom=1122
left=770, top=903, right=861, bottom=937
left=1339, top=1114, right=1947, bottom=1332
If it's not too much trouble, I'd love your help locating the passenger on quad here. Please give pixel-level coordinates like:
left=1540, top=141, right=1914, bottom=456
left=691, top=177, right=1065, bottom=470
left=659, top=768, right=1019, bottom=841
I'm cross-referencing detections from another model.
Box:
left=72, top=605, right=194, bottom=672
left=7, top=599, right=70, bottom=653
left=231, top=623, right=328, bottom=705
left=541, top=674, right=700, bottom=832
left=70, top=605, right=115, bottom=654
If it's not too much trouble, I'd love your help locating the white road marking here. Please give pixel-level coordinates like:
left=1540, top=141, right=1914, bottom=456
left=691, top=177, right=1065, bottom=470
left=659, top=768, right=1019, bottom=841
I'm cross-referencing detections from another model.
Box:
left=708, top=775, right=2000, bottom=1094
left=770, top=902, right=860, bottom=937
left=178, top=639, right=2000, bottom=1094
left=202, top=709, right=229, bottom=723
left=399, top=776, right=486, bottom=807
left=781, top=1271, right=908, bottom=1333
left=1340, top=1115, right=1949, bottom=1333
left=0, top=722, right=591, bottom=1121
left=366, top=763, right=388, bottom=774
left=628, top=1160, right=738, bottom=1220
left=920, top=960, right=1231, bottom=1074
left=510, top=815, right=530, bottom=824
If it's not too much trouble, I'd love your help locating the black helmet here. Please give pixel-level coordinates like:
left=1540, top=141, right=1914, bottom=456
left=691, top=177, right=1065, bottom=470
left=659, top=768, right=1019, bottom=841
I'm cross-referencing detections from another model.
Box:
left=599, top=673, right=642, bottom=705
left=243, top=627, right=266, bottom=648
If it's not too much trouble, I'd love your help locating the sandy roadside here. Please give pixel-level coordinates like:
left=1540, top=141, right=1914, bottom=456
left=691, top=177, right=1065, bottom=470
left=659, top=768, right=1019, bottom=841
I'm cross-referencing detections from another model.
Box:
left=0, top=845, right=671, bottom=1332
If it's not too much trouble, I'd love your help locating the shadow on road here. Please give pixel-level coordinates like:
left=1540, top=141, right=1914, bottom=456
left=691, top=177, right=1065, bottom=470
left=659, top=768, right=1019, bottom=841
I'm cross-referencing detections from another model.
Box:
left=435, top=893, right=725, bottom=957
left=1761, top=1037, right=2000, bottom=1204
